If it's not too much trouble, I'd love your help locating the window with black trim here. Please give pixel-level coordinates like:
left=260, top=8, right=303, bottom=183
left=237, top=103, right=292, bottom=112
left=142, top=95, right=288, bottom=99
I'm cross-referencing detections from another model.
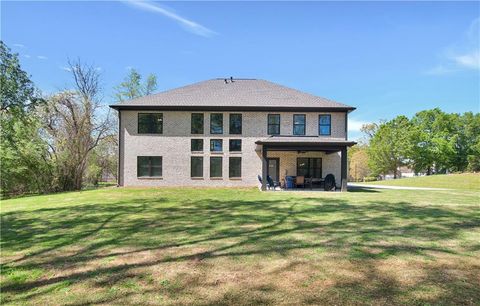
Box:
left=191, top=156, right=203, bottom=178
left=229, top=114, right=242, bottom=134
left=191, top=139, right=203, bottom=151
left=210, top=157, right=222, bottom=178
left=191, top=113, right=204, bottom=134
left=210, top=139, right=223, bottom=152
left=293, top=114, right=306, bottom=135
left=137, top=156, right=162, bottom=177
left=138, top=113, right=163, bottom=134
left=229, top=139, right=241, bottom=152
left=297, top=158, right=322, bottom=178
left=319, top=114, right=331, bottom=135
left=210, top=113, right=223, bottom=134
left=268, top=114, right=280, bottom=135
left=229, top=157, right=241, bottom=178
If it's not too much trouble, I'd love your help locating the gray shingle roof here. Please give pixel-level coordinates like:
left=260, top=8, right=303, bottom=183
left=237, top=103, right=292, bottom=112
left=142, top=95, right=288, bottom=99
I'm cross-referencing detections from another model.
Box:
left=110, top=78, right=355, bottom=111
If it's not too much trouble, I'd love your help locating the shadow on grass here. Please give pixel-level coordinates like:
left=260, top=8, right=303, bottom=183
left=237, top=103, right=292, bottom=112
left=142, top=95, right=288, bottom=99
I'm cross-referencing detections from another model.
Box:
left=1, top=191, right=479, bottom=305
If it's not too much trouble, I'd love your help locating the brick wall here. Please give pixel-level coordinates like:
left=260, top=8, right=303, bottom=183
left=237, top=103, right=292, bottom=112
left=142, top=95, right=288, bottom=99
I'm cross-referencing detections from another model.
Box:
left=119, top=110, right=346, bottom=187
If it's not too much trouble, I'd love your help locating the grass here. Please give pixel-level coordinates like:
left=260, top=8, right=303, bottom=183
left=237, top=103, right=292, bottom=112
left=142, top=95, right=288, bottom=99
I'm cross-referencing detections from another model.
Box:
left=1, top=185, right=479, bottom=305
left=361, top=173, right=480, bottom=190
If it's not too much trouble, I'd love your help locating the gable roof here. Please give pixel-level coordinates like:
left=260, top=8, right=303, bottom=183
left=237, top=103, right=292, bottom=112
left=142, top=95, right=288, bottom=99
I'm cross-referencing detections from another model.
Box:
left=110, top=78, right=355, bottom=112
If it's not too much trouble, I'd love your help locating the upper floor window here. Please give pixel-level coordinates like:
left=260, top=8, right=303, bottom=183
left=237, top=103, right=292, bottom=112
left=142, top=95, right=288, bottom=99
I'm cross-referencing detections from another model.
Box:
left=138, top=113, right=163, bottom=134
left=229, top=139, right=242, bottom=152
left=319, top=114, right=331, bottom=135
left=191, top=113, right=204, bottom=134
left=210, top=139, right=223, bottom=152
left=268, top=114, right=280, bottom=135
left=137, top=156, right=162, bottom=177
left=210, top=113, right=223, bottom=134
left=293, top=114, right=306, bottom=135
left=191, top=139, right=203, bottom=152
left=229, top=114, right=242, bottom=134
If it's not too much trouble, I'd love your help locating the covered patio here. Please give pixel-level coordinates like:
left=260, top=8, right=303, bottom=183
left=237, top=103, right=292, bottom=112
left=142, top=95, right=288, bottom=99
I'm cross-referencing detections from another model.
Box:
left=256, top=137, right=356, bottom=191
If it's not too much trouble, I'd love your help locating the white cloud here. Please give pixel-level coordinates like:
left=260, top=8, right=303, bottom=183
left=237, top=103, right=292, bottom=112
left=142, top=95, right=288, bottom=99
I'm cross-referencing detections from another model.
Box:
left=37, top=55, right=48, bottom=60
left=348, top=119, right=368, bottom=132
left=426, top=17, right=479, bottom=74
left=60, top=66, right=72, bottom=72
left=424, top=65, right=456, bottom=76
left=452, top=50, right=479, bottom=69
left=123, top=0, right=216, bottom=37
left=23, top=54, right=31, bottom=58
left=13, top=43, right=25, bottom=48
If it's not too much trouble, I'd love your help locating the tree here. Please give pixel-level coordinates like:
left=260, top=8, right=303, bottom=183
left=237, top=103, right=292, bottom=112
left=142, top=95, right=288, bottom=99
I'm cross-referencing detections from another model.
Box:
left=0, top=42, right=53, bottom=196
left=368, top=116, right=413, bottom=178
left=114, top=68, right=157, bottom=101
left=348, top=146, right=371, bottom=181
left=409, top=109, right=457, bottom=174
left=0, top=41, right=42, bottom=113
left=41, top=60, right=112, bottom=191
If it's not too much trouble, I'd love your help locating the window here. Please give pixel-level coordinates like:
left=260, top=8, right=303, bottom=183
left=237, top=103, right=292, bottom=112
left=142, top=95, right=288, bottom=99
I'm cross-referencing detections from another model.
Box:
left=210, top=139, right=223, bottom=152
left=191, top=156, right=203, bottom=178
left=319, top=114, right=331, bottom=135
left=229, top=139, right=242, bottom=152
left=138, top=113, right=163, bottom=134
left=293, top=114, right=306, bottom=135
left=297, top=158, right=322, bottom=178
left=210, top=113, right=223, bottom=134
left=191, top=113, right=204, bottom=134
left=229, top=157, right=241, bottom=178
left=268, top=114, right=280, bottom=135
left=210, top=157, right=222, bottom=178
left=229, top=114, right=242, bottom=134
left=137, top=156, right=162, bottom=177
left=191, top=139, right=203, bottom=151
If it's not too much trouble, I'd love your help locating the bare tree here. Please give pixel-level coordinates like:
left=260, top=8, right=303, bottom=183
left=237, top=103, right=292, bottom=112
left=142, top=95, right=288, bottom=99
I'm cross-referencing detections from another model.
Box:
left=42, top=59, right=113, bottom=190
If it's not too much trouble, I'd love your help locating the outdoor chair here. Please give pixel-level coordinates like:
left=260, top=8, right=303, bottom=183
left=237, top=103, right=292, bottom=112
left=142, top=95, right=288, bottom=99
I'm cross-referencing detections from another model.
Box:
left=296, top=175, right=306, bottom=189
left=267, top=176, right=281, bottom=191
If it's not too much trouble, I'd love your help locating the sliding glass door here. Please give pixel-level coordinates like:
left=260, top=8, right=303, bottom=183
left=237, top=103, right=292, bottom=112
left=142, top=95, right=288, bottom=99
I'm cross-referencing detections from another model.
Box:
left=296, top=158, right=322, bottom=178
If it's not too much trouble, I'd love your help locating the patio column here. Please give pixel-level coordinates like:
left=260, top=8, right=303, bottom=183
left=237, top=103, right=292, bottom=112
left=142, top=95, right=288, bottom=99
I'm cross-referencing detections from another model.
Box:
left=341, top=147, right=347, bottom=191
left=261, top=145, right=268, bottom=191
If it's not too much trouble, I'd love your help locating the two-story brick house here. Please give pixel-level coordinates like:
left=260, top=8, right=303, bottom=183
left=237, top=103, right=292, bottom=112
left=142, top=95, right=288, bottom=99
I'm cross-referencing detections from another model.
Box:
left=110, top=78, right=356, bottom=191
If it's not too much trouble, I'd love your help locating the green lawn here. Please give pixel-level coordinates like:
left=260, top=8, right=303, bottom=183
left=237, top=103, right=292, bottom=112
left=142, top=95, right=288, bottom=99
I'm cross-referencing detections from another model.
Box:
left=1, top=186, right=479, bottom=305
left=362, top=173, right=480, bottom=190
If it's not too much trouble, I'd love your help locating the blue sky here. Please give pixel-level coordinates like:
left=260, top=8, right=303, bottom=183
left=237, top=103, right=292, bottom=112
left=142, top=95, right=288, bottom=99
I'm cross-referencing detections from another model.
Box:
left=2, top=1, right=479, bottom=138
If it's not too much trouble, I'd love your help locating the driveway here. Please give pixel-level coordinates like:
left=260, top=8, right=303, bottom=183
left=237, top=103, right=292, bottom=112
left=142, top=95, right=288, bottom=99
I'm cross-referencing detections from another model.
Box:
left=348, top=183, right=451, bottom=191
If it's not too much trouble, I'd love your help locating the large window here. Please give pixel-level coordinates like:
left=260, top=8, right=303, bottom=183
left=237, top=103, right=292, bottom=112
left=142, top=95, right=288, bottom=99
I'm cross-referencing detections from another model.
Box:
left=137, top=156, right=162, bottom=177
left=191, top=113, right=204, bottom=134
left=297, top=158, right=322, bottom=178
left=268, top=114, right=280, bottom=135
left=293, top=114, right=306, bottom=135
left=229, top=114, right=242, bottom=134
left=138, top=113, right=163, bottom=134
left=229, top=139, right=242, bottom=152
left=210, top=113, right=223, bottom=134
left=191, top=156, right=203, bottom=178
left=210, top=157, right=222, bottom=178
left=210, top=139, right=223, bottom=152
left=229, top=157, right=241, bottom=178
left=191, top=139, right=203, bottom=151
left=319, top=114, right=331, bottom=135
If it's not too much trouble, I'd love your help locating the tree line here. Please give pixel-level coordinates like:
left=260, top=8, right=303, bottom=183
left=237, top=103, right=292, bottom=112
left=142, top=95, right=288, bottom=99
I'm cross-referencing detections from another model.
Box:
left=0, top=42, right=156, bottom=196
left=349, top=108, right=480, bottom=181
